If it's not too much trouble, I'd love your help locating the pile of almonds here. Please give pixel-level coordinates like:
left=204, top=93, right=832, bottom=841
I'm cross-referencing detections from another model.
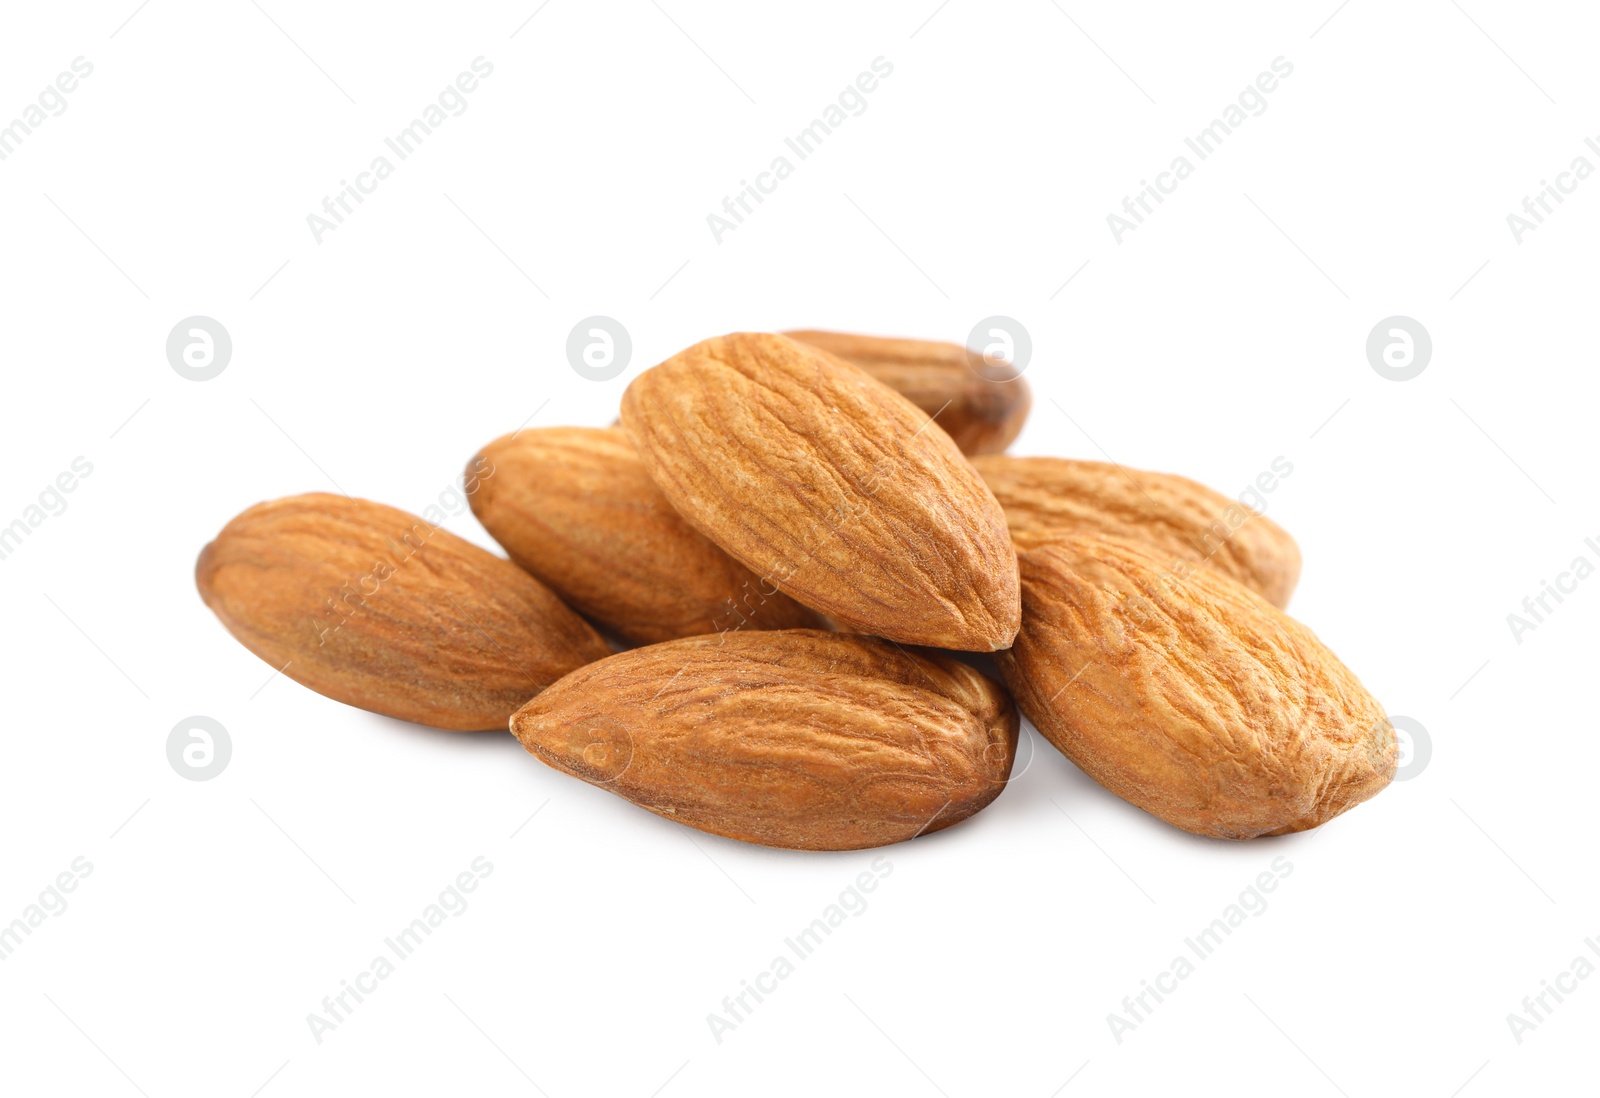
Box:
left=197, top=331, right=1396, bottom=850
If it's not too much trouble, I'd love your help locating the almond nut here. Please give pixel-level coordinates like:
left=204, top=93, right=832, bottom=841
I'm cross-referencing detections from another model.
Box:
left=997, top=535, right=1393, bottom=838
left=784, top=330, right=1031, bottom=455
left=469, top=426, right=822, bottom=644
left=511, top=629, right=1019, bottom=849
left=196, top=493, right=611, bottom=730
left=972, top=454, right=1301, bottom=608
left=620, top=332, right=1020, bottom=651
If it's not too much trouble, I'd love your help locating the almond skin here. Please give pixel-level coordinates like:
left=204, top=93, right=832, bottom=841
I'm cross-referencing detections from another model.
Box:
left=196, top=493, right=611, bottom=731
left=971, top=454, right=1302, bottom=608
left=997, top=535, right=1393, bottom=839
left=784, top=330, right=1031, bottom=455
left=511, top=629, right=1019, bottom=850
left=469, top=426, right=821, bottom=645
left=620, top=332, right=1020, bottom=652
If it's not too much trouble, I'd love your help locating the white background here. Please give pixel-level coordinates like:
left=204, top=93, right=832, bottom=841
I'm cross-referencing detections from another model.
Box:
left=0, top=2, right=1593, bottom=1095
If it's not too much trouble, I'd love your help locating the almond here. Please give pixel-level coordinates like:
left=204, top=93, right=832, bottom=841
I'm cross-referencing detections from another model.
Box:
left=511, top=629, right=1019, bottom=850
left=469, top=426, right=822, bottom=645
left=997, top=535, right=1393, bottom=838
left=971, top=454, right=1301, bottom=608
left=620, top=332, right=1020, bottom=651
left=784, top=330, right=1031, bottom=455
left=196, top=493, right=610, bottom=731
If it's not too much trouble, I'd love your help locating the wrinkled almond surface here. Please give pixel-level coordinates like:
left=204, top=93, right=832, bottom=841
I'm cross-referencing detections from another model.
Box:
left=997, top=535, right=1393, bottom=839
left=196, top=493, right=610, bottom=731
left=784, top=330, right=1031, bottom=455
left=511, top=629, right=1019, bottom=850
left=620, top=332, right=1020, bottom=651
left=972, top=454, right=1302, bottom=608
left=469, top=426, right=821, bottom=644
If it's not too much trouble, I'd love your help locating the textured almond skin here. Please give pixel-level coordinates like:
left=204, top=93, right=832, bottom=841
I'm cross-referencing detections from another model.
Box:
left=469, top=427, right=821, bottom=644
left=196, top=494, right=611, bottom=731
left=620, top=332, right=1020, bottom=651
left=972, top=454, right=1302, bottom=608
left=784, top=330, right=1031, bottom=455
left=511, top=630, right=1019, bottom=850
left=997, top=536, right=1393, bottom=839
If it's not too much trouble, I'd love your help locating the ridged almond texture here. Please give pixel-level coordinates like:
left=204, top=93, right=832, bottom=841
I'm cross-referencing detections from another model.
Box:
left=997, top=535, right=1393, bottom=839
left=196, top=493, right=611, bottom=731
left=469, top=426, right=821, bottom=644
left=972, top=454, right=1302, bottom=608
left=620, top=332, right=1021, bottom=652
left=511, top=629, right=1019, bottom=850
left=784, top=330, right=1032, bottom=455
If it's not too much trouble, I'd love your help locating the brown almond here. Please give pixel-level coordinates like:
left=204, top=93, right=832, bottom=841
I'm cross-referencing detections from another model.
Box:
left=620, top=332, right=1020, bottom=651
left=972, top=454, right=1302, bottom=608
left=511, top=629, right=1019, bottom=850
left=468, top=427, right=822, bottom=645
left=997, top=535, right=1393, bottom=839
left=196, top=493, right=611, bottom=731
left=784, top=330, right=1031, bottom=455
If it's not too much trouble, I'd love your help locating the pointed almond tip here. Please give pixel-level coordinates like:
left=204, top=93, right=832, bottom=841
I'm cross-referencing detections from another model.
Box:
left=979, top=596, right=1022, bottom=653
